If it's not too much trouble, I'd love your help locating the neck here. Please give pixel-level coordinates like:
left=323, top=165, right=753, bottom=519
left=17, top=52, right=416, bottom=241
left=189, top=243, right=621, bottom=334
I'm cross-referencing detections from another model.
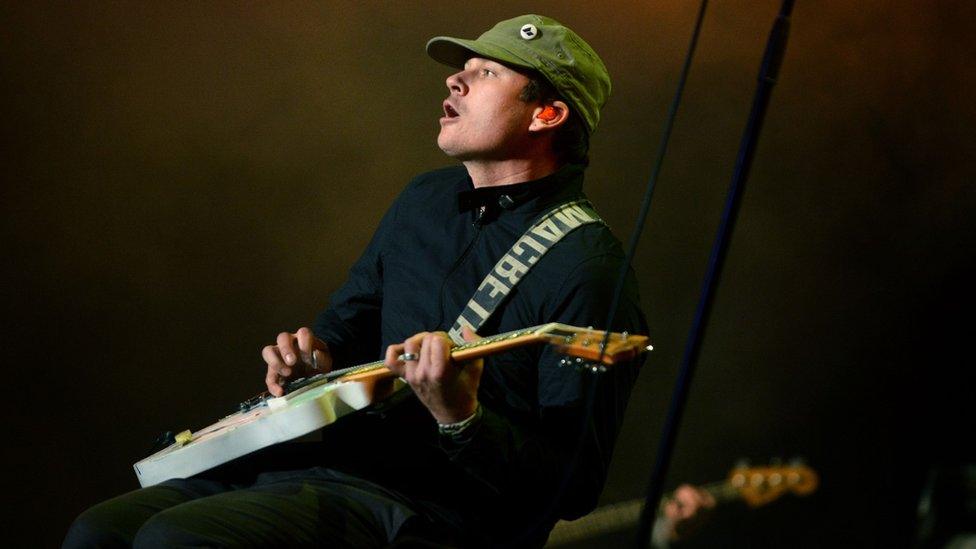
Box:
left=463, top=156, right=563, bottom=188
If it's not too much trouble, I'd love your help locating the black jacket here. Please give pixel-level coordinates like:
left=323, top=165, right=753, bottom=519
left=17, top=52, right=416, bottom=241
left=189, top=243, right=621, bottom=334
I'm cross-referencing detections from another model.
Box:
left=313, top=163, right=647, bottom=546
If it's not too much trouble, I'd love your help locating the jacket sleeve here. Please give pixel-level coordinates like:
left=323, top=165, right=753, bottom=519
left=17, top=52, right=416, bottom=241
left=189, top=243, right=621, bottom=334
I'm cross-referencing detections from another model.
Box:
left=440, top=251, right=647, bottom=521
left=313, top=195, right=401, bottom=367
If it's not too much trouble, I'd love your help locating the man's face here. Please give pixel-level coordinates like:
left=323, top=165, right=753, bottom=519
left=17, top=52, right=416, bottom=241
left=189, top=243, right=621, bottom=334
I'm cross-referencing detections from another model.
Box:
left=437, top=57, right=537, bottom=161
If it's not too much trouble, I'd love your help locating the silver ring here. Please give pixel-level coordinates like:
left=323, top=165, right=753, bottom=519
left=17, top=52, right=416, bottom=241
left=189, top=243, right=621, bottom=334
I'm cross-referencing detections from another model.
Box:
left=398, top=352, right=419, bottom=362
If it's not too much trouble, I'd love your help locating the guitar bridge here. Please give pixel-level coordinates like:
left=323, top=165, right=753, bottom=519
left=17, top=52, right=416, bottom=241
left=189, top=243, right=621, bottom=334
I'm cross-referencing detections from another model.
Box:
left=238, top=393, right=271, bottom=413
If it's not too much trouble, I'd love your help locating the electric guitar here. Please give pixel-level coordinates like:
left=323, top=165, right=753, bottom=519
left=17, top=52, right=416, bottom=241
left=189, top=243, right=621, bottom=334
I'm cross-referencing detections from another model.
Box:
left=546, top=462, right=819, bottom=546
left=134, top=323, right=650, bottom=487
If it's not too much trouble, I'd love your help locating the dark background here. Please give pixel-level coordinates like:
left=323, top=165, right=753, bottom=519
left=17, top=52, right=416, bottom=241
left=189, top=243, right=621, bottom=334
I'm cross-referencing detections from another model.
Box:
left=2, top=2, right=973, bottom=546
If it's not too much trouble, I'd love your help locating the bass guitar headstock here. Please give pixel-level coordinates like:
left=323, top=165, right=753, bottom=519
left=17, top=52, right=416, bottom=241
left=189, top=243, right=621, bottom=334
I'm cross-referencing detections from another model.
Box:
left=729, top=461, right=819, bottom=508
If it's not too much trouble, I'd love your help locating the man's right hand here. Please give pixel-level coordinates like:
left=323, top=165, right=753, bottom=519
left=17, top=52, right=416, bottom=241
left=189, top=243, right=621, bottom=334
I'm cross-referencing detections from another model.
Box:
left=262, top=327, right=332, bottom=397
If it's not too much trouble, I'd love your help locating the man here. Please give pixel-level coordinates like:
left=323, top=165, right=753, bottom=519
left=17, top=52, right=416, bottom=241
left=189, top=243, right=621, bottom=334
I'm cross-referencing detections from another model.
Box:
left=65, top=14, right=645, bottom=548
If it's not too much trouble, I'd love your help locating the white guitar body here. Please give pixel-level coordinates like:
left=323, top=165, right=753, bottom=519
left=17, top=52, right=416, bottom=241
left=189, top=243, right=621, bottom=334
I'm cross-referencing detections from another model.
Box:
left=133, top=375, right=405, bottom=488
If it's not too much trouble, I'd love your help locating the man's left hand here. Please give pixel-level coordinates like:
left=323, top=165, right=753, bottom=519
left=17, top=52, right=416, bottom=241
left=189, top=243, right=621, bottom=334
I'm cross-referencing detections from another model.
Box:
left=384, top=327, right=483, bottom=424
left=662, top=484, right=716, bottom=542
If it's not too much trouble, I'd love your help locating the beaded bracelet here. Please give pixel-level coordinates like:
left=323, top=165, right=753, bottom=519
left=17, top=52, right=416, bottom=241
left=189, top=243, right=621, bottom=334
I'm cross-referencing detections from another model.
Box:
left=437, top=404, right=483, bottom=437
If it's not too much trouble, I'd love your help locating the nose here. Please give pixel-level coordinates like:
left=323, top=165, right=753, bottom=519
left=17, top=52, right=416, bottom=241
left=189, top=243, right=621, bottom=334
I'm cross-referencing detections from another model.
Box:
left=446, top=70, right=468, bottom=95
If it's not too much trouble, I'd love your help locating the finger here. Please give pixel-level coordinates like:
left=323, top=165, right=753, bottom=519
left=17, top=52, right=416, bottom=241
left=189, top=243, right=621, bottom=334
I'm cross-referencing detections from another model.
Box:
left=675, top=484, right=699, bottom=501
left=311, top=349, right=332, bottom=373
left=673, top=487, right=700, bottom=518
left=404, top=332, right=429, bottom=352
left=262, top=344, right=288, bottom=375
left=262, top=345, right=288, bottom=396
left=400, top=333, right=426, bottom=383
left=385, top=343, right=406, bottom=376
left=265, top=371, right=285, bottom=397
left=276, top=332, right=299, bottom=367
left=403, top=333, right=426, bottom=360
left=425, top=333, right=452, bottom=380
left=384, top=337, right=421, bottom=375
left=413, top=333, right=435, bottom=382
left=295, top=327, right=315, bottom=364
left=663, top=500, right=681, bottom=520
left=461, top=325, right=481, bottom=343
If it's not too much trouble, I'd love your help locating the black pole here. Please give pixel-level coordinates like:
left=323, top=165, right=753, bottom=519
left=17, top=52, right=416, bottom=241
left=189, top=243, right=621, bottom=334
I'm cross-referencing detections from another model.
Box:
left=634, top=1, right=796, bottom=546
left=597, top=0, right=709, bottom=361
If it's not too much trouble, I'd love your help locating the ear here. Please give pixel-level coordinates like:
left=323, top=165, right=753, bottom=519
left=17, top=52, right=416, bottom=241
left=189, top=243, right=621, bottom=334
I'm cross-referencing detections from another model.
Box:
left=528, top=100, right=570, bottom=133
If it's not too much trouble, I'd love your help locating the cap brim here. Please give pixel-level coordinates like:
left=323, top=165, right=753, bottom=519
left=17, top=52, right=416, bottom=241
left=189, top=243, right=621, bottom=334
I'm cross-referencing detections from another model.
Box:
left=426, top=36, right=535, bottom=71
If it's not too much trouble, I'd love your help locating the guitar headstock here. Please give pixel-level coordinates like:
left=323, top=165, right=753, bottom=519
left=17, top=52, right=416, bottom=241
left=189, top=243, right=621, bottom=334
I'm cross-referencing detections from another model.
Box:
left=536, top=323, right=652, bottom=370
left=729, top=462, right=819, bottom=508
left=447, top=323, right=651, bottom=370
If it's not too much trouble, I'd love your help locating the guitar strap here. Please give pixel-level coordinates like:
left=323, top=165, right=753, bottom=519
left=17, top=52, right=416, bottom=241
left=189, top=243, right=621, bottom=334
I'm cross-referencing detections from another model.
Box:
left=448, top=199, right=604, bottom=344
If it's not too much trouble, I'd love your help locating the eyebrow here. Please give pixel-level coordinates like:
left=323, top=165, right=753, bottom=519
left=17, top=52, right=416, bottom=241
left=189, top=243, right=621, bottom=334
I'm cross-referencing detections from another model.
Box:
left=464, top=58, right=505, bottom=72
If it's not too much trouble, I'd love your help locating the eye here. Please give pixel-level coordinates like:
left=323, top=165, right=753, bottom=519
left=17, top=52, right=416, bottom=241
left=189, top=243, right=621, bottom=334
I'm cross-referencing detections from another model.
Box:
left=481, top=68, right=496, bottom=77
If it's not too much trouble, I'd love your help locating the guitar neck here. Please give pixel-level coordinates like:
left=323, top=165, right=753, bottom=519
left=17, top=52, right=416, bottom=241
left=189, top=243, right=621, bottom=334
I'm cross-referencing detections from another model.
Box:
left=321, top=325, right=547, bottom=382
left=450, top=325, right=561, bottom=361
left=695, top=479, right=740, bottom=506
left=321, top=321, right=645, bottom=384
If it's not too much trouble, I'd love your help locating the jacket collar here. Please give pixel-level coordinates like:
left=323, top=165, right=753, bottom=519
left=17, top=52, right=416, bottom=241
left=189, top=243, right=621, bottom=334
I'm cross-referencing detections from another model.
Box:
left=456, top=163, right=586, bottom=223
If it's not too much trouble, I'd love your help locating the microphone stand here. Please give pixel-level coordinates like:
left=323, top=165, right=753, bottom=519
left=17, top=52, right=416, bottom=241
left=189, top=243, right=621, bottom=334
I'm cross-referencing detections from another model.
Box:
left=634, top=1, right=797, bottom=546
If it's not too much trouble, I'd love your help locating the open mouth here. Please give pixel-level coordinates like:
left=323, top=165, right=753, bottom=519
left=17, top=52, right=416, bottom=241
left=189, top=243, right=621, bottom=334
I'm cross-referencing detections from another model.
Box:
left=443, top=102, right=460, bottom=118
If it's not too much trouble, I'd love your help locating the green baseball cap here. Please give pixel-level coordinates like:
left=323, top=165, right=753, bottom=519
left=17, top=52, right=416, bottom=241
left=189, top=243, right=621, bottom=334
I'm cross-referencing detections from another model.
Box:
left=426, top=14, right=611, bottom=134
